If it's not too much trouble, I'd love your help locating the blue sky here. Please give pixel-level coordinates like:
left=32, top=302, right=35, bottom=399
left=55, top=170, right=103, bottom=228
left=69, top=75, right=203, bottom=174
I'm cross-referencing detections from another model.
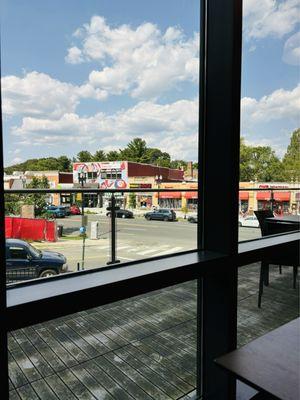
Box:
left=1, top=0, right=299, bottom=166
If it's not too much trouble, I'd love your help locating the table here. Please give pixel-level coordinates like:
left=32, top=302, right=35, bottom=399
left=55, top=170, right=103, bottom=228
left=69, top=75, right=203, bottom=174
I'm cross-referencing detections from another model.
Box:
left=265, top=215, right=300, bottom=235
left=215, top=318, right=300, bottom=400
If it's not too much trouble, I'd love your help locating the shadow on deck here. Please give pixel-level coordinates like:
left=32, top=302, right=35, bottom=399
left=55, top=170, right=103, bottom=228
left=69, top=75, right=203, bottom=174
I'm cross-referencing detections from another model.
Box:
left=8, top=263, right=299, bottom=399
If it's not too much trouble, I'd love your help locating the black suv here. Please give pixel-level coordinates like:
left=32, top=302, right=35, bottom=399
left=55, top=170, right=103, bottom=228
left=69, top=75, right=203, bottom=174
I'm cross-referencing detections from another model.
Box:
left=6, top=239, right=68, bottom=283
left=144, top=209, right=177, bottom=221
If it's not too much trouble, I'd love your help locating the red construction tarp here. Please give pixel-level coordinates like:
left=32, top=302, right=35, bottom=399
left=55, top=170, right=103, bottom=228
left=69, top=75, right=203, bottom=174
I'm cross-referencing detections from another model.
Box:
left=5, top=217, right=57, bottom=242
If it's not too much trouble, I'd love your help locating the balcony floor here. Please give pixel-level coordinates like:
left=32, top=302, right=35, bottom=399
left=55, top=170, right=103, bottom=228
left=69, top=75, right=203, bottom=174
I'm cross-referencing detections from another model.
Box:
left=8, top=263, right=299, bottom=399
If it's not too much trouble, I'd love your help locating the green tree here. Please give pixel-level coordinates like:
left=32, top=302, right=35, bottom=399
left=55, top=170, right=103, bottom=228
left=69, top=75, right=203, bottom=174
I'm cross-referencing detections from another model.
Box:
left=4, top=193, right=22, bottom=215
left=282, top=128, right=300, bottom=182
left=76, top=150, right=93, bottom=162
left=106, top=150, right=121, bottom=161
left=25, top=176, right=50, bottom=216
left=93, top=150, right=107, bottom=161
left=240, top=139, right=285, bottom=182
left=120, top=138, right=148, bottom=162
left=128, top=192, right=137, bottom=209
left=57, top=156, right=72, bottom=171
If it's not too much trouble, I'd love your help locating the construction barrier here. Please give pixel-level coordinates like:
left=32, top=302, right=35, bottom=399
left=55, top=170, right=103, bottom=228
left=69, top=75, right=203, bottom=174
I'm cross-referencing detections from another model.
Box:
left=5, top=217, right=57, bottom=242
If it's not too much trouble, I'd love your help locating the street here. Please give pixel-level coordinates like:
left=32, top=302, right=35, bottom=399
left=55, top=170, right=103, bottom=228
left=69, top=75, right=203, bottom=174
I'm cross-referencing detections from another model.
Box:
left=34, top=215, right=261, bottom=271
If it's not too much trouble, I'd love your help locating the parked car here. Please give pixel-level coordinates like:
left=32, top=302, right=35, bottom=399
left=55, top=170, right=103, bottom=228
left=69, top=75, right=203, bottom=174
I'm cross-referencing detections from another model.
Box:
left=144, top=209, right=177, bottom=221
left=5, top=239, right=68, bottom=282
left=106, top=209, right=134, bottom=219
left=238, top=215, right=259, bottom=228
left=57, top=205, right=71, bottom=216
left=46, top=205, right=66, bottom=218
left=70, top=204, right=81, bottom=215
left=187, top=214, right=198, bottom=223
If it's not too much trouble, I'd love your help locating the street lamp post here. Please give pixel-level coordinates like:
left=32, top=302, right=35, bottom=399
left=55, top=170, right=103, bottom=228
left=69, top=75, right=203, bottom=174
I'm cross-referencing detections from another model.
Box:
left=78, top=172, right=87, bottom=269
left=155, top=174, right=162, bottom=208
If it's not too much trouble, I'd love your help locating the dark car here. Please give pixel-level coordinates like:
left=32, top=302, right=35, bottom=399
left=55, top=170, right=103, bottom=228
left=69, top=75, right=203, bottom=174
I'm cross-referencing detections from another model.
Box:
left=187, top=214, right=198, bottom=223
left=6, top=239, right=68, bottom=282
left=144, top=208, right=177, bottom=221
left=57, top=205, right=71, bottom=216
left=106, top=209, right=134, bottom=219
left=46, top=205, right=66, bottom=218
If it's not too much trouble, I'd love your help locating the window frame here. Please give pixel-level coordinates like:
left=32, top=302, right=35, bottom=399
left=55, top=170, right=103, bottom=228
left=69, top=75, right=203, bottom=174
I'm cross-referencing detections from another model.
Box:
left=1, top=1, right=298, bottom=399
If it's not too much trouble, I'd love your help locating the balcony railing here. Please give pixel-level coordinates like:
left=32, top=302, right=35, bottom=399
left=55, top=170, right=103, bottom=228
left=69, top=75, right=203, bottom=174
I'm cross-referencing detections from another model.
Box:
left=4, top=187, right=299, bottom=283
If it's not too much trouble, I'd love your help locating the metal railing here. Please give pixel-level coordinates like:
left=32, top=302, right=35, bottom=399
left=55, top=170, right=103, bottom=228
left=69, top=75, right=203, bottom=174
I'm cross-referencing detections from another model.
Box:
left=4, top=187, right=299, bottom=280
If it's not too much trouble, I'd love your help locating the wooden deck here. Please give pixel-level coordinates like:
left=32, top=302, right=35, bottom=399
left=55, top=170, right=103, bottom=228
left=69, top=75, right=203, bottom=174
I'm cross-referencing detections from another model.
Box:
left=8, top=263, right=299, bottom=399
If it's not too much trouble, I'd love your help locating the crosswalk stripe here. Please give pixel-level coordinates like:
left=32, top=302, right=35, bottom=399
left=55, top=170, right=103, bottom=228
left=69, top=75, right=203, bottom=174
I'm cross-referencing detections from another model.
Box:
left=137, top=246, right=170, bottom=255
left=154, top=247, right=183, bottom=256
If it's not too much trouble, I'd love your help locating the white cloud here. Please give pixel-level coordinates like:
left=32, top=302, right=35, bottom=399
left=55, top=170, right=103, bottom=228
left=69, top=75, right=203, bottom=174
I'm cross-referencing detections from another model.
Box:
left=241, top=84, right=300, bottom=124
left=11, top=99, right=199, bottom=159
left=11, top=157, right=23, bottom=164
left=241, top=84, right=300, bottom=156
left=243, top=0, right=300, bottom=40
left=2, top=71, right=107, bottom=119
left=282, top=31, right=300, bottom=65
left=65, top=46, right=84, bottom=64
left=65, top=16, right=199, bottom=100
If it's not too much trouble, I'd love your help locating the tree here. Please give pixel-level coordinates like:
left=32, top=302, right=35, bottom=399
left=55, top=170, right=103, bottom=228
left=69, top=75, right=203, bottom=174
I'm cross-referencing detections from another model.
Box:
left=93, top=150, right=107, bottom=161
left=282, top=128, right=300, bottom=182
left=25, top=176, right=50, bottom=216
left=106, top=150, right=121, bottom=161
left=57, top=156, right=72, bottom=171
left=120, top=138, right=148, bottom=162
left=240, top=139, right=285, bottom=182
left=128, top=192, right=137, bottom=209
left=76, top=150, right=93, bottom=162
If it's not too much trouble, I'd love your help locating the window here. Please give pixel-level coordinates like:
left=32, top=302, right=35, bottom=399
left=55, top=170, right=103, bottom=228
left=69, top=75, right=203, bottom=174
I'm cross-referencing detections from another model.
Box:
left=1, top=2, right=298, bottom=400
left=8, top=247, right=28, bottom=260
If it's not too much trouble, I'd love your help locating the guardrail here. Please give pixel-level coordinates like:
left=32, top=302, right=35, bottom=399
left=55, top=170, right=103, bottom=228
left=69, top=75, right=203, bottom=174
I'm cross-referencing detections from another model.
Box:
left=4, top=187, right=299, bottom=278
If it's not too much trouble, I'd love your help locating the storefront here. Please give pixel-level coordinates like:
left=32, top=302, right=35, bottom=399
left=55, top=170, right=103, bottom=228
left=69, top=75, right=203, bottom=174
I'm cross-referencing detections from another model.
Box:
left=156, top=191, right=182, bottom=209
left=185, top=191, right=198, bottom=210
left=257, top=190, right=291, bottom=213
left=239, top=191, right=249, bottom=213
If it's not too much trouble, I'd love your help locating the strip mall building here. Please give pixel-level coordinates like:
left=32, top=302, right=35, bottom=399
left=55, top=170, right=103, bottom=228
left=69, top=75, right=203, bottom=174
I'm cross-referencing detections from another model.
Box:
left=73, top=162, right=299, bottom=213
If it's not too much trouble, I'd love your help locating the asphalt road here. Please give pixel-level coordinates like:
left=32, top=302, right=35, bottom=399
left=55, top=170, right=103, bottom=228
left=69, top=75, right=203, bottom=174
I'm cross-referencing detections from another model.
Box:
left=34, top=215, right=261, bottom=271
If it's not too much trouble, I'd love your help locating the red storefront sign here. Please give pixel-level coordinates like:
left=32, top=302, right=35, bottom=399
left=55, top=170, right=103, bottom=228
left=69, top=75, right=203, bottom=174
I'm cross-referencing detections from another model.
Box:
left=256, top=191, right=271, bottom=201
left=273, top=192, right=290, bottom=201
left=156, top=192, right=181, bottom=199
left=185, top=191, right=198, bottom=199
left=239, top=191, right=249, bottom=200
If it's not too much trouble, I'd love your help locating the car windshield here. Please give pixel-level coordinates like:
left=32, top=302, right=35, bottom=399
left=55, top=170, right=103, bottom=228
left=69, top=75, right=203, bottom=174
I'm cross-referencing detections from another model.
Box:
left=27, top=243, right=42, bottom=258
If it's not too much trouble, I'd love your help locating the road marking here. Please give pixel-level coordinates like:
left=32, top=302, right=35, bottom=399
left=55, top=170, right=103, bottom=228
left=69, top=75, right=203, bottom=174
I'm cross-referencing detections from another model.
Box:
left=118, top=256, right=135, bottom=261
left=123, top=228, right=146, bottom=231
left=154, top=247, right=183, bottom=256
left=137, top=246, right=170, bottom=255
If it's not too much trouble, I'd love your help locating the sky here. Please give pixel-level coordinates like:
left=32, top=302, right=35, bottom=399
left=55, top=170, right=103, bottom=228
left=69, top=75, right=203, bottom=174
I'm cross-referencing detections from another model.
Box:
left=1, top=0, right=299, bottom=166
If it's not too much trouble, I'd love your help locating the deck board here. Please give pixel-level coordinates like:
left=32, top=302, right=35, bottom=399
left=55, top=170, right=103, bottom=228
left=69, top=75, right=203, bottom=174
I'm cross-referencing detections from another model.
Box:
left=8, top=263, right=299, bottom=399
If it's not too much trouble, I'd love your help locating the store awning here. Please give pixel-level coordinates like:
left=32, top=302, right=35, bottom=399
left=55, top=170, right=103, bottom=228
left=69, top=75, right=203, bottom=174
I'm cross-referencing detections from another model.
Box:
left=256, top=191, right=271, bottom=201
left=185, top=191, right=198, bottom=199
left=156, top=192, right=182, bottom=199
left=239, top=191, right=249, bottom=200
left=273, top=191, right=290, bottom=201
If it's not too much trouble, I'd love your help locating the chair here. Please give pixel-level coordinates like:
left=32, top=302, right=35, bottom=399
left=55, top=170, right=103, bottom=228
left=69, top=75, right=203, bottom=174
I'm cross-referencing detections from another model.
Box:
left=254, top=210, right=299, bottom=307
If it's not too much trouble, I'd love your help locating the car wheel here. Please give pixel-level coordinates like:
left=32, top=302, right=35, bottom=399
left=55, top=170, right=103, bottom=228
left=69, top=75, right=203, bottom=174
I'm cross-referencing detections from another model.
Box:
left=164, top=216, right=169, bottom=221
left=107, top=212, right=111, bottom=217
left=39, top=269, right=58, bottom=278
left=146, top=216, right=151, bottom=220
left=122, top=214, right=126, bottom=219
left=239, top=222, right=242, bottom=227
